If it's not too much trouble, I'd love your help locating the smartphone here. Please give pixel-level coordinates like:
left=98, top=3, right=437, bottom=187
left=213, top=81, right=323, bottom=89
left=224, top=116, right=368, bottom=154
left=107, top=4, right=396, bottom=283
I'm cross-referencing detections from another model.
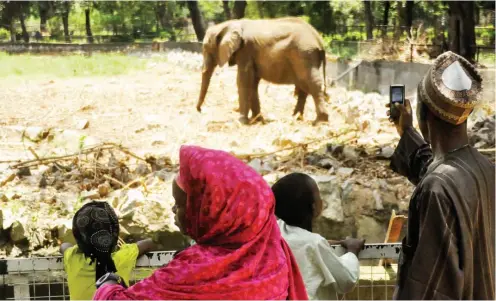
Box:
left=390, top=84, right=405, bottom=119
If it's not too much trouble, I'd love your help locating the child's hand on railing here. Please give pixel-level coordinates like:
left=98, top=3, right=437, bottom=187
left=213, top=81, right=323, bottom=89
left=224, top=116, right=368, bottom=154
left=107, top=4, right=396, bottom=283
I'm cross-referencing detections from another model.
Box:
left=339, top=237, right=366, bottom=256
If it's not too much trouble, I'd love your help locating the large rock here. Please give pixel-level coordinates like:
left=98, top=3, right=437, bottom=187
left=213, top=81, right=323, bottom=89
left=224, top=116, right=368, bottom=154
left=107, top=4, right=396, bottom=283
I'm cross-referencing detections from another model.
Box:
left=356, top=216, right=386, bottom=243
left=311, top=175, right=355, bottom=240
left=10, top=221, right=27, bottom=243
left=56, top=219, right=76, bottom=245
left=0, top=193, right=8, bottom=202
left=312, top=175, right=344, bottom=222
left=469, top=115, right=495, bottom=150
left=116, top=190, right=188, bottom=251
left=248, top=158, right=274, bottom=175
left=23, top=126, right=50, bottom=142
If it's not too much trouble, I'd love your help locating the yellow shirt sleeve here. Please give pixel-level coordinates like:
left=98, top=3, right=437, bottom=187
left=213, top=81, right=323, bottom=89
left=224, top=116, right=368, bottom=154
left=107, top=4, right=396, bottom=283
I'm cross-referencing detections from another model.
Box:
left=64, top=245, right=98, bottom=300
left=63, top=245, right=79, bottom=272
left=112, top=243, right=140, bottom=286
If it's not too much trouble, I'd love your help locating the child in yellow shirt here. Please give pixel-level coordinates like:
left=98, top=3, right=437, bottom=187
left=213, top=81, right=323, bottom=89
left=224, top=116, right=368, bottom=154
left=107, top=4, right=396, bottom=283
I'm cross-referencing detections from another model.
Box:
left=60, top=201, right=154, bottom=300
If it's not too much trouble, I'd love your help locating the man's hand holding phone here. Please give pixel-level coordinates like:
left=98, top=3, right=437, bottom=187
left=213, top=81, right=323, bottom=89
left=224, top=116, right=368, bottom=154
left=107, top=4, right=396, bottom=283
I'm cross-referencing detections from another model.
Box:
left=387, top=99, right=413, bottom=137
left=387, top=84, right=413, bottom=137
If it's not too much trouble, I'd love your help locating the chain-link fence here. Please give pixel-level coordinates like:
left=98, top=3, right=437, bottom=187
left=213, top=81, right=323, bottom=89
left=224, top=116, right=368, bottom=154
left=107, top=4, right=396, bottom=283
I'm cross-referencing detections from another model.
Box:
left=1, top=243, right=400, bottom=300
left=328, top=40, right=495, bottom=67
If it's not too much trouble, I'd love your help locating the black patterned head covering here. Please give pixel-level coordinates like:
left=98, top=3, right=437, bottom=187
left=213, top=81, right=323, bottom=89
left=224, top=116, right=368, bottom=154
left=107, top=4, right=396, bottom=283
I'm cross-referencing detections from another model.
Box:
left=72, top=201, right=119, bottom=281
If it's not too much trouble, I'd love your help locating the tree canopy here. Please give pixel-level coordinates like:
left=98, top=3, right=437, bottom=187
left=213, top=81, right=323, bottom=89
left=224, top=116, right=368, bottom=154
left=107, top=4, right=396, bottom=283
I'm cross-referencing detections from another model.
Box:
left=0, top=0, right=493, bottom=61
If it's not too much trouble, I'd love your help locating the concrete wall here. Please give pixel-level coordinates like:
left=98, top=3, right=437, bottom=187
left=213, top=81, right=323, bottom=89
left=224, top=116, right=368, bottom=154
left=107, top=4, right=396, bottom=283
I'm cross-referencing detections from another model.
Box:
left=0, top=42, right=154, bottom=54
left=0, top=41, right=203, bottom=54
left=327, top=59, right=495, bottom=103
left=154, top=41, right=202, bottom=53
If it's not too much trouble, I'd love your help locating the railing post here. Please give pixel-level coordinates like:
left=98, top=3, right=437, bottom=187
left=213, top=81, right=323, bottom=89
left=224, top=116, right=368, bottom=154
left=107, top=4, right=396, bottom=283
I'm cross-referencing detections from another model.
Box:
left=12, top=275, right=30, bottom=300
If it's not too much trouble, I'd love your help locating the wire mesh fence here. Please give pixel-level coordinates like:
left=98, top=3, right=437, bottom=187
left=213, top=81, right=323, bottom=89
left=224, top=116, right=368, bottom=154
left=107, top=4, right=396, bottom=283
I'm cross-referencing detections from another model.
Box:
left=328, top=40, right=495, bottom=67
left=0, top=243, right=400, bottom=300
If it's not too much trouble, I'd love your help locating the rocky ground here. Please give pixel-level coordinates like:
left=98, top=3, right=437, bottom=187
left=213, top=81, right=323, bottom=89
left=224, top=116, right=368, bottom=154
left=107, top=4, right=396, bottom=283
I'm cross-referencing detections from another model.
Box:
left=0, top=50, right=494, bottom=258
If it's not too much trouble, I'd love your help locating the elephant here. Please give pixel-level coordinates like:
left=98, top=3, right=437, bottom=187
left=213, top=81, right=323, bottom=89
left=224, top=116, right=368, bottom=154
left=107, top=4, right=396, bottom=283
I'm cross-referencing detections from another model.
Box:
left=196, top=17, right=329, bottom=125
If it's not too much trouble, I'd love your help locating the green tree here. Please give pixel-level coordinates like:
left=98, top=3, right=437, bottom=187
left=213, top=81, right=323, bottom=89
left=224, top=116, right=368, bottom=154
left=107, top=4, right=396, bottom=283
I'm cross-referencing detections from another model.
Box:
left=81, top=1, right=94, bottom=43
left=232, top=0, right=247, bottom=19
left=19, top=2, right=31, bottom=42
left=186, top=0, right=206, bottom=41
left=156, top=1, right=177, bottom=40
left=1, top=1, right=23, bottom=42
left=38, top=1, right=55, bottom=33
left=447, top=1, right=476, bottom=62
left=54, top=1, right=73, bottom=42
left=405, top=0, right=414, bottom=38
left=363, top=1, right=374, bottom=40
left=382, top=1, right=390, bottom=36
left=222, top=0, right=231, bottom=19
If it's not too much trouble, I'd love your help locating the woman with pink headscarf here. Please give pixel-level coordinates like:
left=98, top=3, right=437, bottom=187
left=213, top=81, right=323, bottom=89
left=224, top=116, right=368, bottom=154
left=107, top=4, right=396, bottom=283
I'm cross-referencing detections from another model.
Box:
left=93, top=145, right=308, bottom=300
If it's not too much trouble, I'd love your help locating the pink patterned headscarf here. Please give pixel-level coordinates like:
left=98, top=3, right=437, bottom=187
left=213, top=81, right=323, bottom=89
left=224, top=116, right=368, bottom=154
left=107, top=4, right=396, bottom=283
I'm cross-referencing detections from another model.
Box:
left=94, top=145, right=308, bottom=300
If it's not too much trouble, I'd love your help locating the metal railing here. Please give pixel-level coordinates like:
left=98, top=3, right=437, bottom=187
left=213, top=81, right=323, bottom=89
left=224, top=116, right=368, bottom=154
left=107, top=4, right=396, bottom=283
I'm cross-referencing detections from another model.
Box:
left=0, top=243, right=400, bottom=300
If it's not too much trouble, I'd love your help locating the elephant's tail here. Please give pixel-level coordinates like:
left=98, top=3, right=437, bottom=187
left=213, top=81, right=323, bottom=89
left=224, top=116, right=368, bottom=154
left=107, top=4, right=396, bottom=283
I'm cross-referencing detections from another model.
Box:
left=321, top=50, right=327, bottom=96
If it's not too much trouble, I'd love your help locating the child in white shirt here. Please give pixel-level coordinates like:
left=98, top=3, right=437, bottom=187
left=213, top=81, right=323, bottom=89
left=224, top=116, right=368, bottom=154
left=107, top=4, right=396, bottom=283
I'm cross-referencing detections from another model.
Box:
left=273, top=173, right=365, bottom=300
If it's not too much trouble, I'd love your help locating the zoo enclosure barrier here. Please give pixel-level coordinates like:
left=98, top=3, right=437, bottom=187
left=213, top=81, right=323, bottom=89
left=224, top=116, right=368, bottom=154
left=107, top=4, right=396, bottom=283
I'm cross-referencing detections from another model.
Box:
left=0, top=243, right=401, bottom=300
left=329, top=40, right=496, bottom=66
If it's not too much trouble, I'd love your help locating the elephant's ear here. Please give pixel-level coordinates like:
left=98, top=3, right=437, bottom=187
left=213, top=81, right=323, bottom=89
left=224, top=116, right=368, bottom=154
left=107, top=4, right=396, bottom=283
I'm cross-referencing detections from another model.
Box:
left=217, top=24, right=242, bottom=68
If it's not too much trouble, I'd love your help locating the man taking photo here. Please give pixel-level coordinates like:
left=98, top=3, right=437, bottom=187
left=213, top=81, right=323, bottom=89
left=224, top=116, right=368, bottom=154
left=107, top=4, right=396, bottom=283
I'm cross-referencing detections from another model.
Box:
left=387, top=51, right=495, bottom=300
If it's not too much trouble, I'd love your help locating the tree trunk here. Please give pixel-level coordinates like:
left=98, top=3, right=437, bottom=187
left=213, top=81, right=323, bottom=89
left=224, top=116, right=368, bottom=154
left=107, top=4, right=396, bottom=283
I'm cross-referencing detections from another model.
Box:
left=62, top=2, right=70, bottom=43
left=394, top=1, right=403, bottom=40
left=382, top=1, right=390, bottom=37
left=322, top=1, right=334, bottom=34
left=85, top=8, right=94, bottom=44
left=447, top=1, right=476, bottom=63
left=222, top=1, right=231, bottom=20
left=382, top=1, right=390, bottom=26
left=156, top=2, right=165, bottom=30
left=40, top=15, right=47, bottom=33
left=364, top=1, right=374, bottom=40
left=9, top=17, right=16, bottom=43
left=39, top=2, right=48, bottom=33
left=264, top=2, right=277, bottom=18
left=287, top=2, right=304, bottom=16
left=162, top=2, right=176, bottom=41
left=405, top=0, right=414, bottom=38
left=256, top=1, right=265, bottom=18
left=62, top=12, right=70, bottom=42
left=20, top=12, right=29, bottom=43
left=311, top=1, right=334, bottom=34
left=233, top=0, right=247, bottom=19
left=474, top=3, right=480, bottom=25
left=186, top=0, right=206, bottom=42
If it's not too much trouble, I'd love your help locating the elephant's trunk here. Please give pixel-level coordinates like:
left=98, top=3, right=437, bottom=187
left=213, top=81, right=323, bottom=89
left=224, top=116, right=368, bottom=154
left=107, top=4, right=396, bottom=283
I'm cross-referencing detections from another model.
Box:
left=196, top=54, right=216, bottom=113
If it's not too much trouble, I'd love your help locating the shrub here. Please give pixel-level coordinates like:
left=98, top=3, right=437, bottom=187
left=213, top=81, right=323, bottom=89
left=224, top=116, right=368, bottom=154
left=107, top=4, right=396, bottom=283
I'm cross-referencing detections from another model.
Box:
left=0, top=28, right=10, bottom=41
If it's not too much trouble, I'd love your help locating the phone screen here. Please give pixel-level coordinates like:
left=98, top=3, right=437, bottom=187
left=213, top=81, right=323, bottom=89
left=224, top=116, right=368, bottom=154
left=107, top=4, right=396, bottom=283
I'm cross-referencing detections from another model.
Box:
left=391, top=87, right=404, bottom=104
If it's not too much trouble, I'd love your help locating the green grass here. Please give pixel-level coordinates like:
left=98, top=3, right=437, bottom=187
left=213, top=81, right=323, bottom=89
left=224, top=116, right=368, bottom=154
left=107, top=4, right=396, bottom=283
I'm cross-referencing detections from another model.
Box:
left=0, top=52, right=166, bottom=79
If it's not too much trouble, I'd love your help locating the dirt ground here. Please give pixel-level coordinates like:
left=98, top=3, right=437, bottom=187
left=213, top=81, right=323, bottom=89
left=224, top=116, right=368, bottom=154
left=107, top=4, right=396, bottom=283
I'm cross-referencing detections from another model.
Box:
left=0, top=51, right=399, bottom=165
left=1, top=51, right=494, bottom=257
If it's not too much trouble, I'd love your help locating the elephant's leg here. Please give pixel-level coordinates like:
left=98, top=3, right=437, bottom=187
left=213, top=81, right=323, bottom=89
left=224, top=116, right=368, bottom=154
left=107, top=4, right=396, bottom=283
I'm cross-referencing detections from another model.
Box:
left=308, top=68, right=329, bottom=125
left=293, top=87, right=308, bottom=121
left=293, top=86, right=299, bottom=99
left=236, top=61, right=256, bottom=125
left=250, top=77, right=264, bottom=122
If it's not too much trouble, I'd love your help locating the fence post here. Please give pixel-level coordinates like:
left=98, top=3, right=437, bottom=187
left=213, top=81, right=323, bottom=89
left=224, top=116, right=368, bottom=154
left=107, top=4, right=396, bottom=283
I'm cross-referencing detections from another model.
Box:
left=12, top=275, right=30, bottom=300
